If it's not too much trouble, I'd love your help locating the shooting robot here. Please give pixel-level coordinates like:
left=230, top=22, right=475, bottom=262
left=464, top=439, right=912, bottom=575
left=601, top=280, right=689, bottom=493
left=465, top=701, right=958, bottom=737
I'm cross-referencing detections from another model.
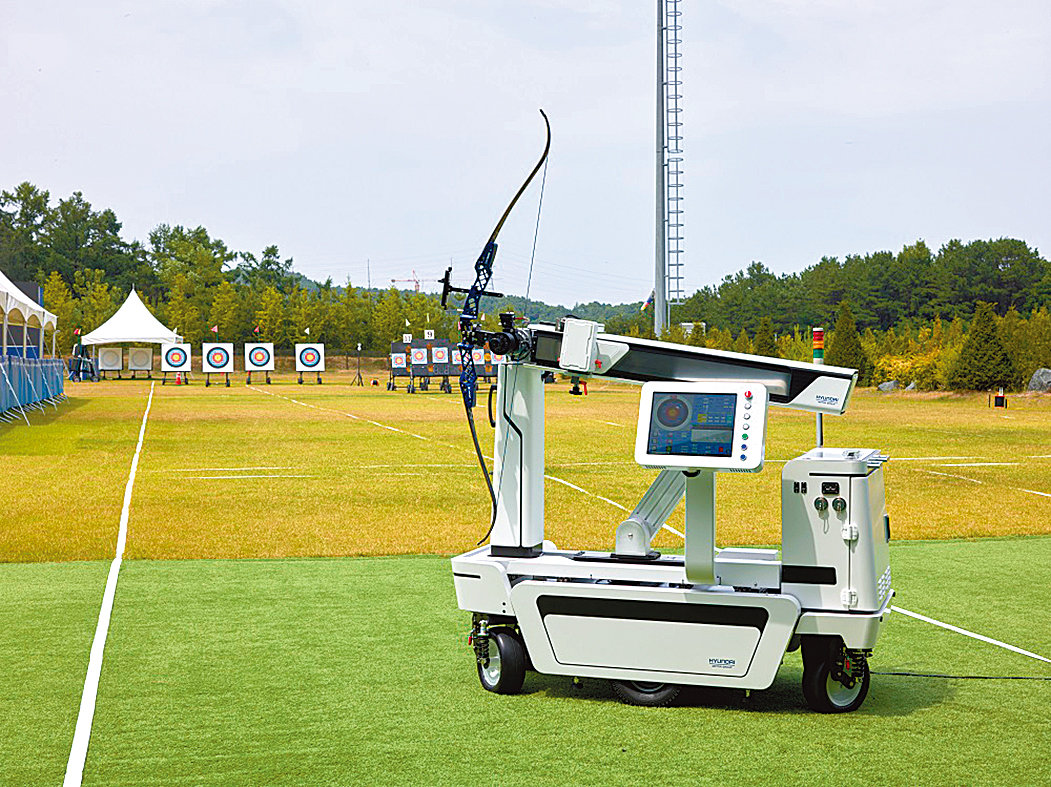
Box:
left=446, top=111, right=894, bottom=713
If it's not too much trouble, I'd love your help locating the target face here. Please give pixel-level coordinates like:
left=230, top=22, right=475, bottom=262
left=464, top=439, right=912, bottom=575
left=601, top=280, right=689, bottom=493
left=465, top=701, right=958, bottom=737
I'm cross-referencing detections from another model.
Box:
left=294, top=343, right=325, bottom=372
left=208, top=347, right=229, bottom=367
left=98, top=347, right=123, bottom=371
left=244, top=343, right=275, bottom=371
left=656, top=397, right=691, bottom=429
left=161, top=343, right=191, bottom=371
left=489, top=352, right=505, bottom=365
left=391, top=353, right=407, bottom=369
left=431, top=347, right=449, bottom=364
left=129, top=348, right=153, bottom=370
left=471, top=348, right=486, bottom=365
left=411, top=348, right=428, bottom=365
left=202, top=343, right=234, bottom=373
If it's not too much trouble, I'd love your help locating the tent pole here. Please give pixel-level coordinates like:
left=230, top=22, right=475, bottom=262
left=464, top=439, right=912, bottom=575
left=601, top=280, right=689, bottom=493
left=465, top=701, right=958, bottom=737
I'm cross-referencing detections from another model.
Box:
left=2, top=311, right=7, bottom=355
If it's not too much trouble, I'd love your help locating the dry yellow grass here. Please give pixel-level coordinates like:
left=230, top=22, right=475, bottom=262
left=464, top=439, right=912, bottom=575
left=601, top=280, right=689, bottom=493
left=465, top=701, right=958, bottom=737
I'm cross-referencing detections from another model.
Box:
left=1, top=374, right=1048, bottom=562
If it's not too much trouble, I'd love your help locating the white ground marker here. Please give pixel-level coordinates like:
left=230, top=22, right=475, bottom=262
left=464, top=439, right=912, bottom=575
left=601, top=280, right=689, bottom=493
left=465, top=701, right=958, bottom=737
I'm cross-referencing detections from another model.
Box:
left=892, top=605, right=1051, bottom=665
left=64, top=382, right=154, bottom=787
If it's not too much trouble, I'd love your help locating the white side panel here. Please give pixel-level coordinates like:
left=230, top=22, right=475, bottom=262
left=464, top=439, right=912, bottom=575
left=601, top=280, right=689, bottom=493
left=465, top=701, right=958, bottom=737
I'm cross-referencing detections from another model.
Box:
left=512, top=581, right=800, bottom=690
left=544, top=616, right=758, bottom=677
left=490, top=365, right=545, bottom=550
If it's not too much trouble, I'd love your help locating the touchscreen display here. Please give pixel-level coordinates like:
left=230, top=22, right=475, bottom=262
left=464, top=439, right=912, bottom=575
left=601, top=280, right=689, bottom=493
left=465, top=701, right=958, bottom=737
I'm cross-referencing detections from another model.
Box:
left=647, top=392, right=737, bottom=457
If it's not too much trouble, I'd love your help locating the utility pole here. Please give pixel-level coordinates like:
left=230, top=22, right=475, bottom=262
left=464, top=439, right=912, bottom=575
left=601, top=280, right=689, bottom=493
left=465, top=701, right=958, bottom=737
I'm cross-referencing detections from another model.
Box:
left=654, top=0, right=667, bottom=338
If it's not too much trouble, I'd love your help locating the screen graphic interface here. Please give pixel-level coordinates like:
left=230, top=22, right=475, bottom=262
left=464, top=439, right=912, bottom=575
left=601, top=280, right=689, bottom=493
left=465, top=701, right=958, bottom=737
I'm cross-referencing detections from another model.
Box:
left=647, top=392, right=737, bottom=457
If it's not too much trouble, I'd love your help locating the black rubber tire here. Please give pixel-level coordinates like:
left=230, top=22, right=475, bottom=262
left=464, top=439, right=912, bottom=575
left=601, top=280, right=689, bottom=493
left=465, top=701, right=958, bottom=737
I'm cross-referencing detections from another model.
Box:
left=477, top=630, right=526, bottom=695
left=610, top=680, right=681, bottom=707
left=801, top=637, right=870, bottom=713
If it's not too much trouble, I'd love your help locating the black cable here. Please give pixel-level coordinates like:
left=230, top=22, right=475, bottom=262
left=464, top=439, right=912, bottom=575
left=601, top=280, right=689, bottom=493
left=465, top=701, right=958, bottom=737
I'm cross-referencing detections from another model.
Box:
left=464, top=399, right=498, bottom=545
left=872, top=671, right=1051, bottom=681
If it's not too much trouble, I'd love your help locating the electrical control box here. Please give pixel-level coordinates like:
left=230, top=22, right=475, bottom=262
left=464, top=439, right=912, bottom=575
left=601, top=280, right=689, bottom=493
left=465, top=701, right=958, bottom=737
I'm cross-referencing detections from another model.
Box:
left=781, top=448, right=891, bottom=612
left=634, top=381, right=767, bottom=471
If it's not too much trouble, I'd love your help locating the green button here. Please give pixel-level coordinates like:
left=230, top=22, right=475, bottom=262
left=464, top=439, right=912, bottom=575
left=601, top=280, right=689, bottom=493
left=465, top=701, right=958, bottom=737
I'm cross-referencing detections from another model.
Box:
left=742, top=434, right=748, bottom=440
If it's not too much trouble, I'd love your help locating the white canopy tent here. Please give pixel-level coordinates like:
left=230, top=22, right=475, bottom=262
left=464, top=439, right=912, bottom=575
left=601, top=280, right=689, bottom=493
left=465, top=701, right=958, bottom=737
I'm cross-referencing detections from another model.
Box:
left=81, top=289, right=182, bottom=347
left=0, top=268, right=58, bottom=357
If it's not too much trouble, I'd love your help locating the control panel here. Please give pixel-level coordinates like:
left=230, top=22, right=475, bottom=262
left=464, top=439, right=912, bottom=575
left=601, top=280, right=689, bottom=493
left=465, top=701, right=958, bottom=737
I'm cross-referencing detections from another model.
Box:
left=634, top=381, right=768, bottom=471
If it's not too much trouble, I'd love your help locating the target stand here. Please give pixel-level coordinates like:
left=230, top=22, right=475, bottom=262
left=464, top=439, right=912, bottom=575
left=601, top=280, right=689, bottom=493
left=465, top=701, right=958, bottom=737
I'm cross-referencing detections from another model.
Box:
left=202, top=343, right=234, bottom=387
left=295, top=343, right=325, bottom=385
left=160, top=344, right=192, bottom=385
left=244, top=343, right=275, bottom=385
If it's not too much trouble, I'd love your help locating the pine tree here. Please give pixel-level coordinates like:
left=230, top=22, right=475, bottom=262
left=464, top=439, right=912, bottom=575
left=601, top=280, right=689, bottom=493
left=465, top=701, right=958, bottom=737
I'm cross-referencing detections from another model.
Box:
left=753, top=316, right=778, bottom=357
left=947, top=302, right=1017, bottom=390
left=253, top=285, right=285, bottom=345
left=733, top=329, right=752, bottom=354
left=826, top=301, right=872, bottom=384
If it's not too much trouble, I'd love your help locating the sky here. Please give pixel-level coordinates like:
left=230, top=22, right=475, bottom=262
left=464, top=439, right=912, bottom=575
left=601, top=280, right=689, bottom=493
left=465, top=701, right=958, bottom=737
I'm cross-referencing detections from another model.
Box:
left=2, top=1, right=1049, bottom=307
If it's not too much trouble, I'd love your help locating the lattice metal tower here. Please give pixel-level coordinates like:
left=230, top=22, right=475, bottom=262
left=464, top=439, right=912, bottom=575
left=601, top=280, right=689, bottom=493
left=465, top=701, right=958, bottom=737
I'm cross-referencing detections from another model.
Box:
left=654, top=0, right=685, bottom=337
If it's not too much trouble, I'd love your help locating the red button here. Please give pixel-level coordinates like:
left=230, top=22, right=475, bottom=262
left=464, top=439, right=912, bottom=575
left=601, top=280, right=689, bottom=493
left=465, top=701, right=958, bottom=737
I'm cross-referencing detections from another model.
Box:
left=745, top=390, right=752, bottom=399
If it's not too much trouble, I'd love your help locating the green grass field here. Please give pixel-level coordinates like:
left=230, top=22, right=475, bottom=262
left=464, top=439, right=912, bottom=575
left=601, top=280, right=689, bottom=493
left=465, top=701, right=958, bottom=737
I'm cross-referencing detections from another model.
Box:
left=2, top=377, right=1050, bottom=785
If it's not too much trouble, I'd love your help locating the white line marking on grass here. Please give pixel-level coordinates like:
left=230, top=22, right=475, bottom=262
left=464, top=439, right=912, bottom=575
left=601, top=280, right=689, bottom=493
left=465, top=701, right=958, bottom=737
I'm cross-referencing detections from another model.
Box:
left=1016, top=488, right=1051, bottom=498
left=252, top=386, right=681, bottom=537
left=600, top=421, right=624, bottom=427
left=939, top=462, right=1018, bottom=467
left=184, top=474, right=316, bottom=479
left=250, top=386, right=448, bottom=446
left=64, top=382, right=154, bottom=787
left=893, top=456, right=979, bottom=462
left=915, top=469, right=983, bottom=484
left=169, top=466, right=294, bottom=472
left=542, top=474, right=685, bottom=539
left=892, top=606, right=1051, bottom=665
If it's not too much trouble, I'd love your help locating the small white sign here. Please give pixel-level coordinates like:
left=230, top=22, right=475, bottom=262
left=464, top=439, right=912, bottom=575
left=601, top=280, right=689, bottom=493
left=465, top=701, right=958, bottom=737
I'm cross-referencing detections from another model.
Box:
left=424, top=329, right=435, bottom=340
left=402, top=333, right=412, bottom=343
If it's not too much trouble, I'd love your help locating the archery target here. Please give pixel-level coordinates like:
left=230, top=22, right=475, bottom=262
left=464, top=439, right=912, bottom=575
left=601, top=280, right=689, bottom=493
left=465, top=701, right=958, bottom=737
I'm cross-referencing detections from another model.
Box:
left=410, top=347, right=428, bottom=365
left=431, top=346, right=449, bottom=364
left=295, top=343, right=326, bottom=372
left=471, top=348, right=486, bottom=366
left=161, top=343, right=191, bottom=372
left=202, top=343, right=235, bottom=373
left=489, top=352, right=505, bottom=365
left=244, top=342, right=275, bottom=371
left=449, top=348, right=463, bottom=367
left=128, top=348, right=153, bottom=371
left=391, top=353, right=407, bottom=369
left=98, top=347, right=123, bottom=371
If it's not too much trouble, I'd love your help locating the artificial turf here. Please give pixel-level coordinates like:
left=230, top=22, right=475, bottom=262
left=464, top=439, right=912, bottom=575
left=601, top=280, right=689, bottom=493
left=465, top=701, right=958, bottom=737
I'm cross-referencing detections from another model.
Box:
left=0, top=538, right=1023, bottom=786
left=0, top=560, right=110, bottom=785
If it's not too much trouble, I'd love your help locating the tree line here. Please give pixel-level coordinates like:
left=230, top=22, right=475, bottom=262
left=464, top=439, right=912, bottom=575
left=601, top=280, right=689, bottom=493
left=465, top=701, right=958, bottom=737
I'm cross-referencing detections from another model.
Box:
left=3, top=180, right=1050, bottom=389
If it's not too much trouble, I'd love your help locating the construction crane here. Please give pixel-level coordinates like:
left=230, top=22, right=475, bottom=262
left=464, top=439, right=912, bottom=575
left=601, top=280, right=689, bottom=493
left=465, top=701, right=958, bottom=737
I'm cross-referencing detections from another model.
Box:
left=391, top=270, right=421, bottom=292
